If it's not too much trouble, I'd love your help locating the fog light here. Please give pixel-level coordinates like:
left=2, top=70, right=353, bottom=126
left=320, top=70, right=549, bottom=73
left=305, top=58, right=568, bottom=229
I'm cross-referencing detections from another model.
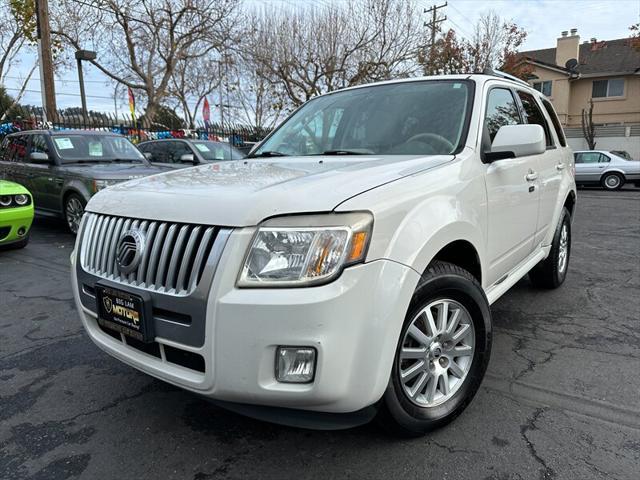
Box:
left=17, top=227, right=26, bottom=236
left=276, top=347, right=316, bottom=383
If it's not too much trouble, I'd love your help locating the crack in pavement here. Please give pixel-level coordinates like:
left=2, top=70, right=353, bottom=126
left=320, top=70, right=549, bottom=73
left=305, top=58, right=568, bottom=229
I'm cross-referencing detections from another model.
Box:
left=519, top=408, right=556, bottom=480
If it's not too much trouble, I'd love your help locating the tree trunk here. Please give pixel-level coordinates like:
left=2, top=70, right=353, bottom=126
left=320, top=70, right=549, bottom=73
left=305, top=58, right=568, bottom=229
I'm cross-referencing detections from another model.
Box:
left=581, top=99, right=596, bottom=150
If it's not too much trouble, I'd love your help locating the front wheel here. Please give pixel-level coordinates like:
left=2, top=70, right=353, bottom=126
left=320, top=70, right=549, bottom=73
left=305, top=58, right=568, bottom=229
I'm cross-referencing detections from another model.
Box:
left=377, top=261, right=492, bottom=437
left=64, top=193, right=86, bottom=235
left=529, top=207, right=571, bottom=289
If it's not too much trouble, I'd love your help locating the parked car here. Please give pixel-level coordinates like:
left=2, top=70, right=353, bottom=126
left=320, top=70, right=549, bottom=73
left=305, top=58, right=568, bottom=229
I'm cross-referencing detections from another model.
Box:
left=72, top=72, right=576, bottom=436
left=0, top=180, right=34, bottom=249
left=574, top=150, right=640, bottom=190
left=0, top=130, right=170, bottom=233
left=137, top=139, right=245, bottom=168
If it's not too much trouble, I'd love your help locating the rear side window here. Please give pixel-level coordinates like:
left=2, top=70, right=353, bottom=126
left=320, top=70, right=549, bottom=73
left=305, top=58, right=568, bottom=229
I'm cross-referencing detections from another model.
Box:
left=517, top=91, right=553, bottom=147
left=541, top=99, right=566, bottom=147
left=484, top=88, right=522, bottom=142
left=30, top=135, right=50, bottom=156
left=5, top=135, right=29, bottom=162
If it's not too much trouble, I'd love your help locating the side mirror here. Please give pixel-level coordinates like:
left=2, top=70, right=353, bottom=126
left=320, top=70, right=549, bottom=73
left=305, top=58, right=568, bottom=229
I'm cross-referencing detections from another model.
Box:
left=485, top=124, right=545, bottom=162
left=179, top=153, right=196, bottom=164
left=143, top=152, right=153, bottom=161
left=29, top=152, right=51, bottom=163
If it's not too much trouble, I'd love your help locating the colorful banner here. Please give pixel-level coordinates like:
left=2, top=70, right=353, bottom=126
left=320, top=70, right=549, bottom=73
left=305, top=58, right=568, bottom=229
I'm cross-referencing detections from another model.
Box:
left=203, top=97, right=210, bottom=124
left=127, top=87, right=136, bottom=120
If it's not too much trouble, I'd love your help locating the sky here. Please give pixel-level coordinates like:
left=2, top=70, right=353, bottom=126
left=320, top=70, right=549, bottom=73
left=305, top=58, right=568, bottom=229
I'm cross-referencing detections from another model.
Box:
left=3, top=0, right=640, bottom=120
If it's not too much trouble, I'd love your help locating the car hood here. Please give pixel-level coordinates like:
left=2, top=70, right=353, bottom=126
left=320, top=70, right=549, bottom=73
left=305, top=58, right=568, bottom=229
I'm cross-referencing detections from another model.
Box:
left=87, top=155, right=453, bottom=226
left=62, top=162, right=170, bottom=180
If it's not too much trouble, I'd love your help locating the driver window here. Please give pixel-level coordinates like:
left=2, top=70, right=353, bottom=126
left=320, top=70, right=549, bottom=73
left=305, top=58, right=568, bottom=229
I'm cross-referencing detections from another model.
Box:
left=485, top=88, right=522, bottom=142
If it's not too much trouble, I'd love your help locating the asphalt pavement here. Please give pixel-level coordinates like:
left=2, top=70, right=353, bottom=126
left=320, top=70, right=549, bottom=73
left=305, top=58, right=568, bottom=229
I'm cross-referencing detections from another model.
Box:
left=1, top=186, right=639, bottom=480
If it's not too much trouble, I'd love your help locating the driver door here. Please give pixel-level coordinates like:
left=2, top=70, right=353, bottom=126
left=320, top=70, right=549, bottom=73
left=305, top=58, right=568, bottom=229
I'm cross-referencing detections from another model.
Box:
left=483, top=87, right=540, bottom=285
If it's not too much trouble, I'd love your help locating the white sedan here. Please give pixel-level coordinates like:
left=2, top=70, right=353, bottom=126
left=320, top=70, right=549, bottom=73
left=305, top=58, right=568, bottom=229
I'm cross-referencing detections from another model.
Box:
left=574, top=150, right=640, bottom=190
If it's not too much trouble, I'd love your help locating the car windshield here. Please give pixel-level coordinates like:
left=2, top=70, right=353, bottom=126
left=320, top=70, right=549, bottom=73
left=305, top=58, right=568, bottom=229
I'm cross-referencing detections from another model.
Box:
left=52, top=135, right=146, bottom=163
left=192, top=141, right=245, bottom=161
left=251, top=80, right=473, bottom=158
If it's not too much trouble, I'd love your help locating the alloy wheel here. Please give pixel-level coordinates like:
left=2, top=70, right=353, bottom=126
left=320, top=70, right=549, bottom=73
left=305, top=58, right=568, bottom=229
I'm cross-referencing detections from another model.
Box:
left=398, top=299, right=475, bottom=407
left=66, top=197, right=84, bottom=234
left=558, top=223, right=569, bottom=273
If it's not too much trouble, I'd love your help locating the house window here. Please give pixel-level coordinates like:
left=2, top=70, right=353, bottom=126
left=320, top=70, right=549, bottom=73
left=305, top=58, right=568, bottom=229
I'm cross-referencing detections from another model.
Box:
left=532, top=81, right=552, bottom=96
left=592, top=79, right=624, bottom=98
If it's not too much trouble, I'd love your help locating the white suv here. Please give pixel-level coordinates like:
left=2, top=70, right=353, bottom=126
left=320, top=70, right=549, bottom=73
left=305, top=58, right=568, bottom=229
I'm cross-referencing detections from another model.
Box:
left=72, top=73, right=576, bottom=436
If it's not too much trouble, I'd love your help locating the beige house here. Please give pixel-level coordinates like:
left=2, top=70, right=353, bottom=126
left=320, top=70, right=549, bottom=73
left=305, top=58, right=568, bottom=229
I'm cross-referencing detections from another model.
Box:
left=518, top=30, right=640, bottom=127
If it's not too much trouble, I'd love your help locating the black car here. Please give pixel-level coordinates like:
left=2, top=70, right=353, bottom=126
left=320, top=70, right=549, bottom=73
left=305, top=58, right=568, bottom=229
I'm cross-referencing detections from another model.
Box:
left=137, top=138, right=245, bottom=168
left=0, top=130, right=169, bottom=233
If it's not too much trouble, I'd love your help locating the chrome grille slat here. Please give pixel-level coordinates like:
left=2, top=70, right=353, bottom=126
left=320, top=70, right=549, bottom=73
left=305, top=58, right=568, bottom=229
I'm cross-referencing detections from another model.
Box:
left=89, top=215, right=106, bottom=268
left=106, top=217, right=124, bottom=276
left=100, top=217, right=117, bottom=274
left=165, top=225, right=190, bottom=291
left=176, top=226, right=201, bottom=294
left=145, top=223, right=167, bottom=286
left=189, top=227, right=216, bottom=291
left=137, top=222, right=158, bottom=285
left=155, top=224, right=178, bottom=289
left=80, top=214, right=218, bottom=296
left=127, top=220, right=141, bottom=283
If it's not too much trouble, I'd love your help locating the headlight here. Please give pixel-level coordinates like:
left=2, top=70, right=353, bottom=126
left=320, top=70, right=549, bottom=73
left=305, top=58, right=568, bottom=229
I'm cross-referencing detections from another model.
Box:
left=93, top=179, right=119, bottom=192
left=14, top=194, right=29, bottom=206
left=0, top=195, right=11, bottom=207
left=238, top=212, right=373, bottom=287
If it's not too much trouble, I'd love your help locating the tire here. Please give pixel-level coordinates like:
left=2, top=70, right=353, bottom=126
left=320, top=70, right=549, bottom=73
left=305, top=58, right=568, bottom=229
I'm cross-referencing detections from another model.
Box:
left=601, top=172, right=624, bottom=191
left=64, top=193, right=86, bottom=235
left=529, top=207, right=571, bottom=289
left=377, top=261, right=492, bottom=437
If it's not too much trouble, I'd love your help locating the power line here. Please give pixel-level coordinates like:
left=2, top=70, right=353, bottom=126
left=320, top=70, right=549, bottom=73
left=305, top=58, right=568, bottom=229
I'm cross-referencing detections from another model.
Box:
left=3, top=75, right=112, bottom=85
left=3, top=86, right=115, bottom=100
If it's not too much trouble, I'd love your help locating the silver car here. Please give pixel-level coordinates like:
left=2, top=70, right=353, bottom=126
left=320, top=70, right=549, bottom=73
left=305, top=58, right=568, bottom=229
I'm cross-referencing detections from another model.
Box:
left=574, top=150, right=640, bottom=190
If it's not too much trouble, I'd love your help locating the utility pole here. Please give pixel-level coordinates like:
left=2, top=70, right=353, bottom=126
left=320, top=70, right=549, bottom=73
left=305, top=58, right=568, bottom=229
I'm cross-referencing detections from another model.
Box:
left=424, top=2, right=447, bottom=75
left=35, top=0, right=57, bottom=122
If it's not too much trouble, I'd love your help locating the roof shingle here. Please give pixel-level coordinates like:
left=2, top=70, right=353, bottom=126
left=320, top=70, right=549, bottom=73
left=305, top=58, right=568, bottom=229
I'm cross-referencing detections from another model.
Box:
left=520, top=38, right=640, bottom=75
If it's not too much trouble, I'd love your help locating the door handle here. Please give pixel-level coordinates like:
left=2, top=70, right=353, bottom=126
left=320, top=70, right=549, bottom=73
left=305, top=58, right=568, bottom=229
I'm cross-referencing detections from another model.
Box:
left=556, top=163, right=565, bottom=170
left=525, top=172, right=538, bottom=182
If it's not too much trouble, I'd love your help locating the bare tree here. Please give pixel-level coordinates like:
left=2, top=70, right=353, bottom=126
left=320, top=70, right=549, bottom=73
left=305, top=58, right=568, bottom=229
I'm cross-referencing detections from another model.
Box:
left=53, top=0, right=239, bottom=127
left=169, top=55, right=221, bottom=128
left=245, top=0, right=423, bottom=108
left=228, top=58, right=284, bottom=129
left=581, top=99, right=597, bottom=150
left=0, top=0, right=37, bottom=83
left=464, top=11, right=527, bottom=73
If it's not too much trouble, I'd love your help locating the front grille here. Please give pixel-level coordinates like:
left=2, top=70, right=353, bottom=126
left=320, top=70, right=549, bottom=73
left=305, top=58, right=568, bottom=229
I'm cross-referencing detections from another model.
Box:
left=81, top=213, right=218, bottom=295
left=0, top=226, right=10, bottom=241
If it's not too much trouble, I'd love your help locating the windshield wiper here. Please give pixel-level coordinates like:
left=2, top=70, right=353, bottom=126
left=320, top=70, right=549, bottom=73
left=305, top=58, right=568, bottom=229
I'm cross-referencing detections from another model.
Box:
left=321, top=150, right=368, bottom=155
left=247, top=151, right=288, bottom=158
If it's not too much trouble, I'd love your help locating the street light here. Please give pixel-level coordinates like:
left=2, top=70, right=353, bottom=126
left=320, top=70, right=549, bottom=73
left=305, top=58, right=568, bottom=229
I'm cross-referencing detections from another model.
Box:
left=75, top=49, right=97, bottom=123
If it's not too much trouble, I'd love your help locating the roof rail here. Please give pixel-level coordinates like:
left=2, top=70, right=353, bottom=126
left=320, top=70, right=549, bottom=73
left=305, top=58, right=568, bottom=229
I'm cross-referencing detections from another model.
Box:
left=482, top=67, right=530, bottom=87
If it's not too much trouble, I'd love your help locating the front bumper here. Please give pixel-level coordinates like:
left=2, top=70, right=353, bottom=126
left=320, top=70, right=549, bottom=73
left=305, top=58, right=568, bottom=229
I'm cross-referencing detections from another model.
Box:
left=73, top=227, right=420, bottom=413
left=0, top=205, right=34, bottom=245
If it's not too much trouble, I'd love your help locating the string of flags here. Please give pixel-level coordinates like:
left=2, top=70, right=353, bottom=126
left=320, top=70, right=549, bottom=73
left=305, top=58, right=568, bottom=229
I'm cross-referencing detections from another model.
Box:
left=0, top=121, right=245, bottom=145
